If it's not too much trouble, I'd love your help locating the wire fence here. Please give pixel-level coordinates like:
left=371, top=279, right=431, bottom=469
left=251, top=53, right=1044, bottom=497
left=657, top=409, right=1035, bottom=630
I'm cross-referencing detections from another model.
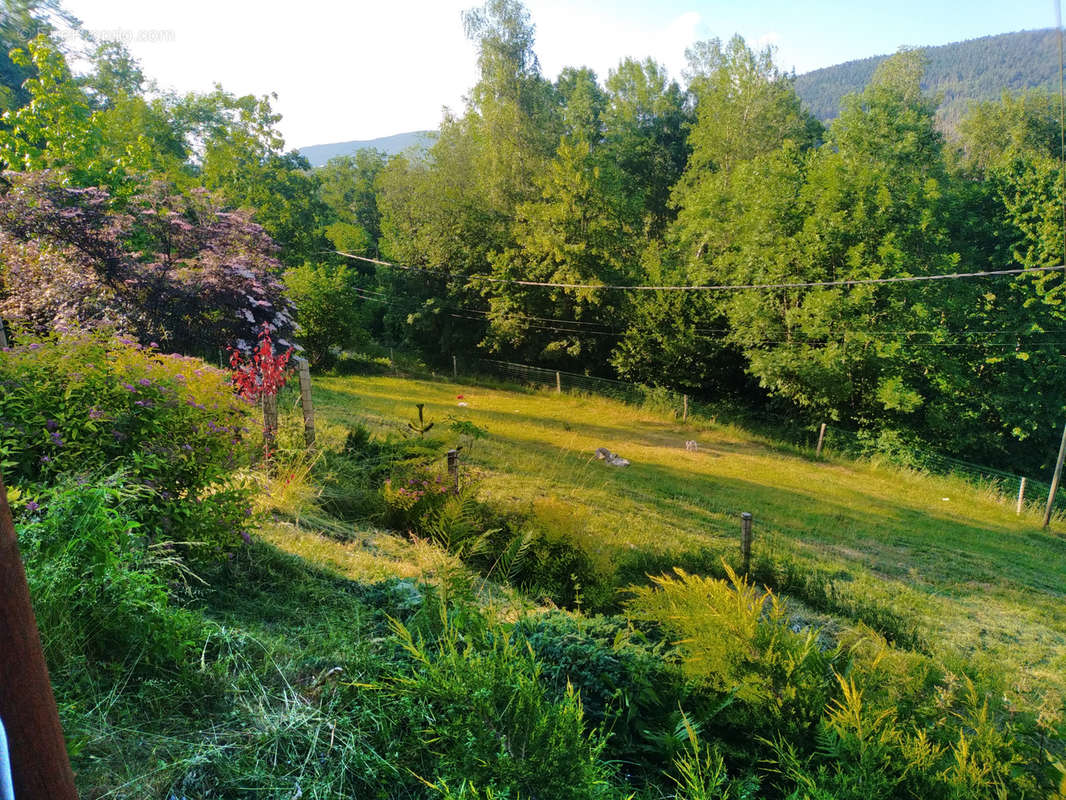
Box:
left=467, top=357, right=1065, bottom=515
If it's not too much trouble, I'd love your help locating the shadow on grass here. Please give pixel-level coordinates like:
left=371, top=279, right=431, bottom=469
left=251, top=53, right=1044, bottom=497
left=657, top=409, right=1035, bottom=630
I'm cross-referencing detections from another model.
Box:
left=605, top=458, right=1066, bottom=594
left=311, top=374, right=1066, bottom=656
left=196, top=540, right=422, bottom=641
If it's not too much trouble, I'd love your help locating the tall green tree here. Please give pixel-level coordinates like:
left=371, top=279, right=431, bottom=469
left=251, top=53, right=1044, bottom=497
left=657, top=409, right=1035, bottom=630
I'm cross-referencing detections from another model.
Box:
left=81, top=40, right=145, bottom=109
left=940, top=88, right=1066, bottom=468
left=668, top=50, right=967, bottom=442
left=616, top=37, right=820, bottom=396
left=603, top=57, right=690, bottom=239
left=375, top=117, right=494, bottom=361
left=669, top=35, right=822, bottom=293
left=0, top=0, right=71, bottom=111
left=0, top=36, right=103, bottom=183
left=460, top=0, right=559, bottom=216
left=375, top=0, right=560, bottom=363
left=486, top=137, right=638, bottom=365
left=194, top=90, right=330, bottom=266
left=317, top=149, right=387, bottom=257
left=555, top=66, right=606, bottom=144
left=680, top=35, right=821, bottom=183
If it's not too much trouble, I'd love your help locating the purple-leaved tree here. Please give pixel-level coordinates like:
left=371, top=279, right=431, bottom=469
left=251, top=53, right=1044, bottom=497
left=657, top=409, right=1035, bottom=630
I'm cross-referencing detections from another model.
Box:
left=0, top=170, right=294, bottom=355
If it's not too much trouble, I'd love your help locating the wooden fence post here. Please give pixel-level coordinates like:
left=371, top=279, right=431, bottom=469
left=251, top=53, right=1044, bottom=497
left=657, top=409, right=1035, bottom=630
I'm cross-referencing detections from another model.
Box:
left=452, top=355, right=458, bottom=380
left=1016, top=477, right=1026, bottom=515
left=447, top=449, right=460, bottom=493
left=0, top=472, right=79, bottom=799
left=556, top=371, right=562, bottom=394
left=683, top=394, right=688, bottom=422
left=262, top=392, right=278, bottom=456
left=297, top=358, right=315, bottom=448
left=740, top=512, right=753, bottom=576
left=1044, top=422, right=1066, bottom=528
left=815, top=422, right=827, bottom=458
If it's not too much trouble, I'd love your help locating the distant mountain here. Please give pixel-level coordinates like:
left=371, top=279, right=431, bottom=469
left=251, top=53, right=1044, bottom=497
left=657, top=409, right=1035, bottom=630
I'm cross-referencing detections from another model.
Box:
left=297, top=130, right=435, bottom=168
left=303, top=30, right=1056, bottom=162
left=794, top=29, right=1062, bottom=131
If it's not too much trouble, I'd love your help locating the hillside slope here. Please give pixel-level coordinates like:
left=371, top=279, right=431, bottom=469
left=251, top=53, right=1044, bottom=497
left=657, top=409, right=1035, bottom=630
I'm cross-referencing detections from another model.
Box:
left=313, top=372, right=1066, bottom=697
left=794, top=28, right=1061, bottom=129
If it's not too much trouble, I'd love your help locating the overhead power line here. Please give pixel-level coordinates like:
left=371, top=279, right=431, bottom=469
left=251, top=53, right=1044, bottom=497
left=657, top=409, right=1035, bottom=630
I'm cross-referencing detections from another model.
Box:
left=335, top=251, right=1066, bottom=293
left=352, top=288, right=1066, bottom=351
left=355, top=284, right=1066, bottom=339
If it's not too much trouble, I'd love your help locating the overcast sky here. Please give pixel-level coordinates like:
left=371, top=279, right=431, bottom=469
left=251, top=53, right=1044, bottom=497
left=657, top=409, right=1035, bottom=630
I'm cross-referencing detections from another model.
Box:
left=61, top=0, right=1063, bottom=150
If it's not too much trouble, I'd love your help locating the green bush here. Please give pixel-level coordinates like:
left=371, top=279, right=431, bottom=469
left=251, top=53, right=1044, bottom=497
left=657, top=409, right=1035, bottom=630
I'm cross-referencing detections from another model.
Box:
left=0, top=331, right=256, bottom=555
left=512, top=612, right=686, bottom=773
left=626, top=565, right=1054, bottom=798
left=314, top=424, right=445, bottom=526
left=331, top=350, right=392, bottom=375
left=388, top=609, right=619, bottom=799
left=16, top=478, right=202, bottom=670
left=770, top=670, right=1038, bottom=799
left=614, top=544, right=926, bottom=650
left=627, top=565, right=837, bottom=756
left=516, top=535, right=602, bottom=608
left=383, top=469, right=462, bottom=532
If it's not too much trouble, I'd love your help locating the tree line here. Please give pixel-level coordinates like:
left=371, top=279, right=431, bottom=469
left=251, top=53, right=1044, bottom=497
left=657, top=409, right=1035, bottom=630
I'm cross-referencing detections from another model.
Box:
left=2, top=0, right=1066, bottom=474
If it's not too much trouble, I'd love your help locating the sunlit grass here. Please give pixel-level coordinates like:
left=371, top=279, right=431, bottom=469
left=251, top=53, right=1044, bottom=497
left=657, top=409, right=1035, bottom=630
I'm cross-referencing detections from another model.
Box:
left=308, top=371, right=1066, bottom=699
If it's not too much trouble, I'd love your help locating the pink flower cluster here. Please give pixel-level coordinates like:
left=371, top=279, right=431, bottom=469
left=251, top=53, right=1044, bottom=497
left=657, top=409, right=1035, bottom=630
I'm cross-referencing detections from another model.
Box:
left=385, top=475, right=451, bottom=501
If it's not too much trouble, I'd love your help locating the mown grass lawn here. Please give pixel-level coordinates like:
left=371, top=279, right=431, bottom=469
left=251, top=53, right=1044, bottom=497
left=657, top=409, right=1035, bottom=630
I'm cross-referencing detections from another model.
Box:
left=308, top=371, right=1066, bottom=701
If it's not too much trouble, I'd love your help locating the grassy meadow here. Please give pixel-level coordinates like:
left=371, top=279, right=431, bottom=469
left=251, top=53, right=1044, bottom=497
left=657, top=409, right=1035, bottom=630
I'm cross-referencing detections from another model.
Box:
left=21, top=341, right=1066, bottom=796
left=306, top=370, right=1066, bottom=701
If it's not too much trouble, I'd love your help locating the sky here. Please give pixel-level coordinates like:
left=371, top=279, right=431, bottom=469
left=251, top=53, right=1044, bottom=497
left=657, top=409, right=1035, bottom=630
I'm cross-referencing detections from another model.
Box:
left=60, top=0, right=1065, bottom=150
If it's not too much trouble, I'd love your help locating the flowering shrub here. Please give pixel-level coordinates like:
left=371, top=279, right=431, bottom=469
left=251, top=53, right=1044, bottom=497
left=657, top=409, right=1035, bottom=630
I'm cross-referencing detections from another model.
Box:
left=382, top=472, right=454, bottom=531
left=0, top=331, right=256, bottom=555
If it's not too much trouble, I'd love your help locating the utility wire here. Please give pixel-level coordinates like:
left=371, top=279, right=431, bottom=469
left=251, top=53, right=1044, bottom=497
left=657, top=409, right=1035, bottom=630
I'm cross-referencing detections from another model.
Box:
left=355, top=290, right=1066, bottom=350
left=354, top=288, right=1066, bottom=341
left=336, top=250, right=1066, bottom=293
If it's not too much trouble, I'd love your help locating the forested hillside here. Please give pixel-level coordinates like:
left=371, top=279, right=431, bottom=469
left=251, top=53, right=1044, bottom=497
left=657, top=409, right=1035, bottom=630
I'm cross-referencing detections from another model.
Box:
left=794, top=28, right=1062, bottom=130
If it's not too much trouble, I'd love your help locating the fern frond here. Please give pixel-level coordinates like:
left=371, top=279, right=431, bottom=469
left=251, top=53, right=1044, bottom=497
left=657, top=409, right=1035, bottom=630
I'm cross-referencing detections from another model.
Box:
left=504, top=530, right=537, bottom=583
